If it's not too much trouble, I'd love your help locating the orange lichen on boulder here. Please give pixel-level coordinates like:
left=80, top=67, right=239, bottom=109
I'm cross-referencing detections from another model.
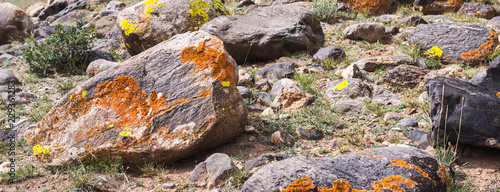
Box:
left=281, top=176, right=316, bottom=192
left=390, top=159, right=434, bottom=185
left=282, top=176, right=417, bottom=192
left=340, top=0, right=393, bottom=15
left=441, top=0, right=464, bottom=12
left=358, top=152, right=383, bottom=159
left=180, top=37, right=236, bottom=88
left=199, top=89, right=211, bottom=98
left=496, top=92, right=500, bottom=99
left=461, top=30, right=499, bottom=62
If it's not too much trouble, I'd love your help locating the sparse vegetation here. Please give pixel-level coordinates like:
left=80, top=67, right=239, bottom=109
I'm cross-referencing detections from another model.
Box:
left=310, top=0, right=356, bottom=24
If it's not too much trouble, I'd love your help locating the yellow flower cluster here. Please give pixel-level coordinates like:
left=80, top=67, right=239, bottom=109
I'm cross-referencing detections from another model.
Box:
left=121, top=20, right=137, bottom=36
left=189, top=0, right=211, bottom=29
left=144, top=0, right=161, bottom=17
left=213, top=0, right=230, bottom=15
left=119, top=126, right=133, bottom=137
left=427, top=46, right=443, bottom=57
left=221, top=81, right=230, bottom=87
left=33, top=144, right=50, bottom=159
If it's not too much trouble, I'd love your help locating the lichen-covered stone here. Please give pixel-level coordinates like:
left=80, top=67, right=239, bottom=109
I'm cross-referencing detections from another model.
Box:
left=117, top=0, right=229, bottom=55
left=339, top=0, right=394, bottom=15
left=383, top=64, right=428, bottom=88
left=26, top=31, right=247, bottom=167
left=201, top=5, right=324, bottom=64
left=425, top=57, right=500, bottom=149
left=458, top=2, right=498, bottom=19
left=409, top=22, right=498, bottom=65
left=323, top=78, right=373, bottom=100
left=414, top=0, right=464, bottom=15
left=242, top=147, right=449, bottom=192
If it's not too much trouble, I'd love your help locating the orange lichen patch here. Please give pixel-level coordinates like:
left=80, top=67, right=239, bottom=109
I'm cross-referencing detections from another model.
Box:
left=283, top=176, right=417, bottom=192
left=438, top=165, right=448, bottom=185
left=497, top=92, right=500, bottom=99
left=370, top=175, right=417, bottom=192
left=461, top=30, right=499, bottom=62
left=358, top=152, right=383, bottom=159
left=390, top=160, right=434, bottom=185
left=440, top=0, right=464, bottom=12
left=14, top=10, right=25, bottom=18
left=281, top=176, right=315, bottom=192
left=199, top=89, right=211, bottom=98
left=340, top=0, right=393, bottom=15
left=180, top=38, right=236, bottom=88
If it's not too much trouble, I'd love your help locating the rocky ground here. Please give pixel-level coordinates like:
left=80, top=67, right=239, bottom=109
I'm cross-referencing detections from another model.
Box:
left=0, top=0, right=500, bottom=191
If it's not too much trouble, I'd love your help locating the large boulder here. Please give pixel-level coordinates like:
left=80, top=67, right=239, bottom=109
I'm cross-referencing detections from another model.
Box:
left=26, top=31, right=248, bottom=166
left=409, top=22, right=499, bottom=65
left=425, top=57, right=500, bottom=149
left=201, top=5, right=324, bottom=64
left=414, top=0, right=464, bottom=15
left=0, top=3, right=34, bottom=45
left=242, top=147, right=449, bottom=192
left=457, top=2, right=497, bottom=19
left=117, top=0, right=228, bottom=55
left=339, top=0, right=394, bottom=15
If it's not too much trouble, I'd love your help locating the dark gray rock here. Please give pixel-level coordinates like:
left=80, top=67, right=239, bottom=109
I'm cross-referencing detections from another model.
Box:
left=425, top=56, right=500, bottom=149
left=188, top=153, right=237, bottom=187
left=0, top=69, right=21, bottom=85
left=409, top=22, right=498, bottom=64
left=397, top=118, right=418, bottom=128
left=244, top=153, right=289, bottom=174
left=323, top=78, right=372, bottom=100
left=33, top=25, right=57, bottom=40
left=342, top=22, right=386, bottom=43
left=469, top=70, right=486, bottom=85
left=255, top=63, right=295, bottom=82
left=237, top=86, right=253, bottom=99
left=312, top=46, right=344, bottom=62
left=351, top=54, right=415, bottom=72
left=242, top=147, right=448, bottom=192
left=0, top=130, right=18, bottom=143
left=51, top=11, right=91, bottom=26
left=400, top=15, right=427, bottom=26
left=458, top=2, right=497, bottom=19
left=83, top=50, right=114, bottom=66
left=383, top=65, right=428, bottom=88
left=92, top=39, right=120, bottom=52
left=296, top=127, right=323, bottom=140
left=332, top=99, right=365, bottom=113
left=404, top=130, right=429, bottom=149
left=4, top=92, right=36, bottom=105
left=201, top=5, right=324, bottom=64
left=256, top=92, right=272, bottom=107
left=46, top=1, right=88, bottom=24
left=38, top=0, right=69, bottom=20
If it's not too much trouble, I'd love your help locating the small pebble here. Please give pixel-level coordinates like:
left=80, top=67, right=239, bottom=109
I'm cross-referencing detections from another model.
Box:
left=162, top=183, right=175, bottom=188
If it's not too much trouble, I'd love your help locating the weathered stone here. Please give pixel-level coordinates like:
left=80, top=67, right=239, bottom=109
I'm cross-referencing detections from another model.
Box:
left=339, top=0, right=394, bottom=15
left=106, top=0, right=126, bottom=10
left=351, top=54, right=415, bottom=72
left=92, top=39, right=120, bottom=52
left=296, top=127, right=323, bottom=140
left=332, top=99, right=365, bottom=113
left=270, top=78, right=297, bottom=96
left=341, top=64, right=364, bottom=79
left=238, top=70, right=254, bottom=87
left=385, top=26, right=399, bottom=35
left=414, top=0, right=464, bottom=15
left=0, top=3, right=34, bottom=45
left=458, top=2, right=497, bottom=19
left=33, top=25, right=57, bottom=40
left=374, top=14, right=402, bottom=24
left=273, top=84, right=313, bottom=112
left=235, top=0, right=255, bottom=8
left=51, top=10, right=92, bottom=26
left=38, top=0, right=69, bottom=20
left=237, top=86, right=253, bottom=99
left=409, top=22, right=498, bottom=64
left=255, top=63, right=295, bottom=82
left=271, top=130, right=295, bottom=147
left=420, top=64, right=466, bottom=88
left=47, top=1, right=88, bottom=24
left=86, top=59, right=118, bottom=76
left=323, top=78, right=373, bottom=100
left=383, top=64, right=428, bottom=88
left=95, top=15, right=117, bottom=37
left=26, top=31, right=247, bottom=166
left=242, top=147, right=449, bottom=192
left=372, top=87, right=402, bottom=105
left=188, top=153, right=237, bottom=187
left=244, top=153, right=289, bottom=174
left=83, top=50, right=114, bottom=65
left=306, top=64, right=326, bottom=73
left=26, top=2, right=46, bottom=17
left=4, top=92, right=37, bottom=105
left=404, top=130, right=429, bottom=149
left=384, top=112, right=401, bottom=121
left=117, top=0, right=228, bottom=55
left=425, top=57, right=500, bottom=149
left=342, top=22, right=385, bottom=43
left=0, top=69, right=21, bottom=85
left=469, top=69, right=486, bottom=85
left=312, top=46, right=344, bottom=62
left=488, top=16, right=500, bottom=32
left=400, top=15, right=427, bottom=26
left=94, top=175, right=121, bottom=192
left=397, top=118, right=418, bottom=128
left=261, top=107, right=275, bottom=116
left=201, top=5, right=324, bottom=64
left=255, top=79, right=271, bottom=92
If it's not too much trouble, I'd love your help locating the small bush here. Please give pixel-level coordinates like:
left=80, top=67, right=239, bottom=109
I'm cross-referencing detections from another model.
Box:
left=310, top=0, right=355, bottom=23
left=24, top=22, right=96, bottom=77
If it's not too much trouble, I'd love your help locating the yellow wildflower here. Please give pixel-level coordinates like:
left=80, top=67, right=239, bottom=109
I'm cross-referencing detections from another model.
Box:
left=82, top=90, right=87, bottom=97
left=69, top=95, right=73, bottom=100
left=221, top=81, right=230, bottom=87
left=107, top=124, right=114, bottom=129
left=333, top=80, right=349, bottom=92
left=126, top=43, right=131, bottom=48
left=33, top=144, right=50, bottom=159
left=119, top=131, right=129, bottom=137
left=120, top=20, right=137, bottom=36
left=427, top=46, right=443, bottom=57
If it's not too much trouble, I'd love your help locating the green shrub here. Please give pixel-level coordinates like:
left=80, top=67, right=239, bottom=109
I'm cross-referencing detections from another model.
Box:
left=24, top=22, right=96, bottom=77
left=310, top=0, right=355, bottom=23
